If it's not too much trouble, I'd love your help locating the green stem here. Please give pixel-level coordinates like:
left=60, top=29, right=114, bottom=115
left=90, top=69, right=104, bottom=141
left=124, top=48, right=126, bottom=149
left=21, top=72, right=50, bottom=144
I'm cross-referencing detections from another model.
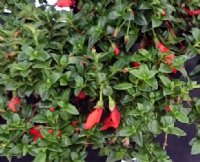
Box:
left=126, top=20, right=131, bottom=35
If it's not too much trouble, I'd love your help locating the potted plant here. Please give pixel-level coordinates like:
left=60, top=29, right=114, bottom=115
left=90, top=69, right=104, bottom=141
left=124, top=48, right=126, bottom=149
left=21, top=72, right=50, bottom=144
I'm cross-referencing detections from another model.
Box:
left=0, top=0, right=200, bottom=162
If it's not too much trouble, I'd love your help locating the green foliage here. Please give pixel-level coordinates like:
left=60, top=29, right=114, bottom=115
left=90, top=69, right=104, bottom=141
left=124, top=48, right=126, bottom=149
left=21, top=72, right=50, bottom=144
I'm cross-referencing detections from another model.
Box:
left=0, top=0, right=200, bottom=162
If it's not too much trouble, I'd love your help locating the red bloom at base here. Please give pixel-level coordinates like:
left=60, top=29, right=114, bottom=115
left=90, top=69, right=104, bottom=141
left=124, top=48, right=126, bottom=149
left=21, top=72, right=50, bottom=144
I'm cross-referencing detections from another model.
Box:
left=101, top=107, right=121, bottom=131
left=84, top=107, right=103, bottom=130
left=55, top=0, right=74, bottom=7
left=8, top=97, right=21, bottom=112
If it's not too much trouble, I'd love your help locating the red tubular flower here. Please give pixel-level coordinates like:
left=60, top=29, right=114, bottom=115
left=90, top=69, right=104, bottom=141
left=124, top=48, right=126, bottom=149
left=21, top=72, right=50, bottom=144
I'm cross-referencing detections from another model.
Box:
left=184, top=8, right=200, bottom=16
left=131, top=62, right=141, bottom=68
left=8, top=97, right=21, bottom=112
left=157, top=41, right=170, bottom=53
left=84, top=107, right=103, bottom=130
left=101, top=107, right=121, bottom=131
left=77, top=91, right=87, bottom=100
left=55, top=0, right=74, bottom=7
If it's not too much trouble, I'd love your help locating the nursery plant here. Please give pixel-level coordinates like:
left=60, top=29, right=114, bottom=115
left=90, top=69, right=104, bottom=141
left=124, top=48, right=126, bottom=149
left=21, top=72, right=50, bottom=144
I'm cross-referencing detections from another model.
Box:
left=0, top=0, right=200, bottom=162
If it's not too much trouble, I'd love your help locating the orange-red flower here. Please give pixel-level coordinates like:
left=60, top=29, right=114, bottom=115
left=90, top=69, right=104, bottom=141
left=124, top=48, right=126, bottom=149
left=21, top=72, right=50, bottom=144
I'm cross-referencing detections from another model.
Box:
left=101, top=107, right=121, bottom=131
left=84, top=107, right=103, bottom=130
left=8, top=97, right=21, bottom=112
left=55, top=0, right=74, bottom=7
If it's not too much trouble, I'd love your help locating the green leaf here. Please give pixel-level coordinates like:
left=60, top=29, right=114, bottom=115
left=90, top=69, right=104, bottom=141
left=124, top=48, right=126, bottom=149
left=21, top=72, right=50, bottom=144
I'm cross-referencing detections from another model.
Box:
left=118, top=127, right=134, bottom=137
left=9, top=144, right=23, bottom=154
left=13, top=114, right=20, bottom=124
left=145, top=77, right=158, bottom=89
left=71, top=152, right=79, bottom=161
left=130, top=65, right=157, bottom=80
left=106, top=152, right=121, bottom=162
left=75, top=75, right=84, bottom=88
left=167, top=127, right=186, bottom=136
left=135, top=14, right=148, bottom=26
left=191, top=28, right=200, bottom=41
left=66, top=104, right=79, bottom=115
left=191, top=140, right=200, bottom=155
left=33, top=151, right=46, bottom=162
left=114, top=83, right=133, bottom=90
left=108, top=11, right=121, bottom=20
left=147, top=120, right=161, bottom=134
left=158, top=63, right=172, bottom=73
left=159, top=75, right=171, bottom=87
left=152, top=17, right=162, bottom=28
left=60, top=56, right=68, bottom=66
left=125, top=29, right=139, bottom=52
left=32, top=114, right=47, bottom=123
left=173, top=111, right=189, bottom=123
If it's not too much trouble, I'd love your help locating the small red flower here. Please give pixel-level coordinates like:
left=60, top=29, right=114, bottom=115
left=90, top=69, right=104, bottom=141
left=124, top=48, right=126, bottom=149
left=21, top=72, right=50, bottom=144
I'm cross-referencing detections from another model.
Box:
left=8, top=97, right=21, bottom=112
left=29, top=127, right=44, bottom=141
left=131, top=62, right=141, bottom=68
left=48, top=129, right=54, bottom=134
left=101, top=107, right=121, bottom=131
left=71, top=120, right=79, bottom=127
left=55, top=0, right=74, bottom=7
left=172, top=67, right=177, bottom=74
left=165, top=54, right=175, bottom=65
left=114, top=46, right=120, bottom=55
left=49, top=107, right=55, bottom=112
left=84, top=107, right=103, bottom=130
left=165, top=106, right=171, bottom=112
left=77, top=91, right=87, bottom=100
left=157, top=41, right=170, bottom=53
left=112, top=43, right=120, bottom=55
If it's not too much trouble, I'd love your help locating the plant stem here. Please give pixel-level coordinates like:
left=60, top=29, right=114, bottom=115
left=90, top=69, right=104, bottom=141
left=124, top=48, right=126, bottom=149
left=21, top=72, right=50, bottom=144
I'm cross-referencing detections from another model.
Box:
left=163, top=133, right=168, bottom=149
